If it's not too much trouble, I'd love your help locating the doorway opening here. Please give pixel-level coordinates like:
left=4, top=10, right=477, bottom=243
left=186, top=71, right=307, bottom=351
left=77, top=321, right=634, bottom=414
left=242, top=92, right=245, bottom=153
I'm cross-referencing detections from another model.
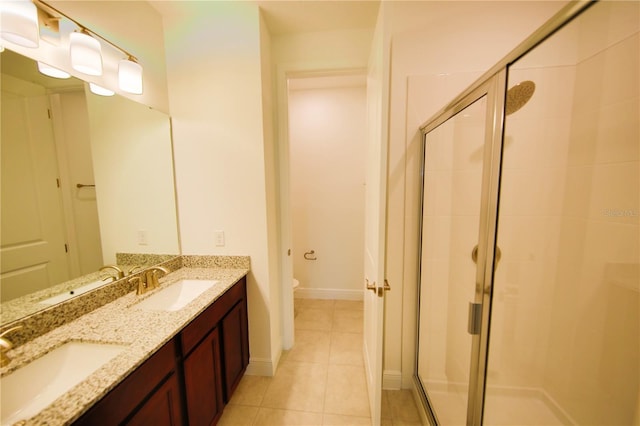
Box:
left=278, top=70, right=367, bottom=350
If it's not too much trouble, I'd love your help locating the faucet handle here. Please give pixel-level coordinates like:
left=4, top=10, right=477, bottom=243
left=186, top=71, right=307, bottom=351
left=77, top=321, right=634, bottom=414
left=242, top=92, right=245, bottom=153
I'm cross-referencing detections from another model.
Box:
left=0, top=325, right=22, bottom=342
left=100, top=265, right=125, bottom=279
left=147, top=266, right=170, bottom=290
left=1, top=326, right=23, bottom=367
left=128, top=265, right=144, bottom=276
left=128, top=276, right=147, bottom=295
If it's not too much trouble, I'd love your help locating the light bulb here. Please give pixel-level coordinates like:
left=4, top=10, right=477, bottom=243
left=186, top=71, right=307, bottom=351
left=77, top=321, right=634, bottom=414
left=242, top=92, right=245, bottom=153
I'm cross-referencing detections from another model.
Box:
left=89, top=83, right=114, bottom=97
left=119, top=58, right=143, bottom=94
left=0, top=0, right=39, bottom=48
left=70, top=31, right=102, bottom=76
left=37, top=62, right=71, bottom=79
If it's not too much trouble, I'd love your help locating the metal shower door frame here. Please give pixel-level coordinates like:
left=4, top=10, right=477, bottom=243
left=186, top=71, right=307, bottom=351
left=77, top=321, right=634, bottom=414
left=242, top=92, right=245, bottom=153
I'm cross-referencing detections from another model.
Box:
left=415, top=70, right=507, bottom=426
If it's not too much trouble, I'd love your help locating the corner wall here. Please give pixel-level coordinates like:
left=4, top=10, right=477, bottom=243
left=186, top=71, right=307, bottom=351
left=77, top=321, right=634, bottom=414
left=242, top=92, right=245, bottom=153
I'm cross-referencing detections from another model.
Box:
left=160, top=2, right=278, bottom=375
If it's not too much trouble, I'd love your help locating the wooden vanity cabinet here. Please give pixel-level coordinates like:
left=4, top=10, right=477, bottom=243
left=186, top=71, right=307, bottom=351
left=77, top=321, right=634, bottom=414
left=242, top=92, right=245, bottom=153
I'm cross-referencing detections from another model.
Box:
left=221, top=295, right=249, bottom=399
left=72, top=277, right=248, bottom=426
left=180, top=277, right=248, bottom=424
left=74, top=339, right=183, bottom=426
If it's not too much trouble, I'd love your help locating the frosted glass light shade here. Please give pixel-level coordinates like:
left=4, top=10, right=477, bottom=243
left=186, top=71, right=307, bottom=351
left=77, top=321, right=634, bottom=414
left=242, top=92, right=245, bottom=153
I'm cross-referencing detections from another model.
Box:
left=37, top=62, right=71, bottom=79
left=118, top=58, right=143, bottom=94
left=89, top=83, right=114, bottom=97
left=0, top=0, right=39, bottom=48
left=70, top=31, right=102, bottom=76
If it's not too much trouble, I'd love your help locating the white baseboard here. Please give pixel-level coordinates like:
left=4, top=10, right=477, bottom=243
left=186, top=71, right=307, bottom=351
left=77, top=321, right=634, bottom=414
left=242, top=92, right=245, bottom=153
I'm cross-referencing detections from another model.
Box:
left=383, top=370, right=403, bottom=390
left=245, top=357, right=275, bottom=376
left=294, top=287, right=363, bottom=300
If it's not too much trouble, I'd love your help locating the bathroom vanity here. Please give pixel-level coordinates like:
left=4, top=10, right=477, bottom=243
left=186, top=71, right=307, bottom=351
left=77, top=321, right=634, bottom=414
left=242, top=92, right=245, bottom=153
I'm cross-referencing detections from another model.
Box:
left=75, top=276, right=248, bottom=425
left=0, top=256, right=250, bottom=426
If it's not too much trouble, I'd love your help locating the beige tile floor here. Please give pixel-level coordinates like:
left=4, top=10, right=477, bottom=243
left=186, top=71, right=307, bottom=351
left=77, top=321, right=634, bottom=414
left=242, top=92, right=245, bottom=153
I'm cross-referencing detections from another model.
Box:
left=218, top=298, right=422, bottom=426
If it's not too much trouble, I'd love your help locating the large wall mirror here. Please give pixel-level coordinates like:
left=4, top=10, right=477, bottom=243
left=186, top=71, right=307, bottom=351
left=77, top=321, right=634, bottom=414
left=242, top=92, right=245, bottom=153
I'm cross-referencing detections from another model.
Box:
left=1, top=49, right=180, bottom=325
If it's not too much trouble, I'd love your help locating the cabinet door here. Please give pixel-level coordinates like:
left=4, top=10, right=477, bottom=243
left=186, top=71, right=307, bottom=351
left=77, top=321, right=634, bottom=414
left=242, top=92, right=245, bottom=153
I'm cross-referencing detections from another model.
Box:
left=126, top=374, right=183, bottom=426
left=221, top=300, right=249, bottom=400
left=183, top=327, right=225, bottom=426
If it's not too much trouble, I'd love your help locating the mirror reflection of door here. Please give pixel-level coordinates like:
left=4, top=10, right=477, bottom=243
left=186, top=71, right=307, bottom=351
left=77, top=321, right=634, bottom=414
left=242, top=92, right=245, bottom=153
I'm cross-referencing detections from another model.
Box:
left=1, top=74, right=103, bottom=302
left=1, top=77, right=71, bottom=301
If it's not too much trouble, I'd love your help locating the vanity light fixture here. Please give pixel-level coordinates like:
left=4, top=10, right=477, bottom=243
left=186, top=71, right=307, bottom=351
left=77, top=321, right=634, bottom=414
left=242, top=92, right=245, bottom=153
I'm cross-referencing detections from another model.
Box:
left=69, top=29, right=102, bottom=76
left=2, top=0, right=144, bottom=95
left=89, top=82, right=115, bottom=97
left=0, top=0, right=40, bottom=48
left=119, top=56, right=143, bottom=94
left=37, top=61, right=70, bottom=78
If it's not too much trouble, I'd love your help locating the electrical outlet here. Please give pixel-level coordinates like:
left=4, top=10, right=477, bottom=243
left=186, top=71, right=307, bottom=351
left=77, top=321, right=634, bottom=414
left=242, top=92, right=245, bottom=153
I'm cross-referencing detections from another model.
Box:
left=137, top=230, right=148, bottom=245
left=215, top=230, right=225, bottom=247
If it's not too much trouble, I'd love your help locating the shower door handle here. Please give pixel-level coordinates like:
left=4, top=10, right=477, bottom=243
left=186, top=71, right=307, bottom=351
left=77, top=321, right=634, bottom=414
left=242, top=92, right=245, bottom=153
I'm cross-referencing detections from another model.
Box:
left=471, top=245, right=502, bottom=267
left=468, top=302, right=482, bottom=335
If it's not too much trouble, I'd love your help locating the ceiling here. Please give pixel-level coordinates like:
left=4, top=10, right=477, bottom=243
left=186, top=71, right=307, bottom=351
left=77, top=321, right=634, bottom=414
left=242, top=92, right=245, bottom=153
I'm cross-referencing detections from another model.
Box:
left=257, top=1, right=380, bottom=35
left=150, top=1, right=380, bottom=36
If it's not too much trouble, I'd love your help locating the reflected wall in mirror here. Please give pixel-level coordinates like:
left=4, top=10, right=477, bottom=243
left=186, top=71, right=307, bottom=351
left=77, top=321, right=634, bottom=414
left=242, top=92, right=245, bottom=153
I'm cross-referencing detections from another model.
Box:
left=0, top=49, right=180, bottom=325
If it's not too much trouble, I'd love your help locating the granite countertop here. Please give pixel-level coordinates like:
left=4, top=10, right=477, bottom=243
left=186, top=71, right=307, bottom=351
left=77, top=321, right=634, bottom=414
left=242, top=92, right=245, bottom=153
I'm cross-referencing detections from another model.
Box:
left=0, top=266, right=249, bottom=426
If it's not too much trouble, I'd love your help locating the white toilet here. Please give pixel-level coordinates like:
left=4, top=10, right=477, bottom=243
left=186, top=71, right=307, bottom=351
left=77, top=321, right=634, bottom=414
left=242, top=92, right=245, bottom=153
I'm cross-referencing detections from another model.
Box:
left=292, top=278, right=300, bottom=291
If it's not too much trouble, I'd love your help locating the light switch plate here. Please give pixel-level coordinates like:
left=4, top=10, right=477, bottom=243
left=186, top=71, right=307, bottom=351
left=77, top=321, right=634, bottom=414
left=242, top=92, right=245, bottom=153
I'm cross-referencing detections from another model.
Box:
left=137, top=230, right=149, bottom=245
left=215, top=230, right=225, bottom=247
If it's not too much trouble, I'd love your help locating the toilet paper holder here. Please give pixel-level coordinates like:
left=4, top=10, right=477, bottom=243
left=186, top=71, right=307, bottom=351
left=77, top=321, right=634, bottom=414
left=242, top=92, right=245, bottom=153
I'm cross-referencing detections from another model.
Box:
left=304, top=250, right=317, bottom=261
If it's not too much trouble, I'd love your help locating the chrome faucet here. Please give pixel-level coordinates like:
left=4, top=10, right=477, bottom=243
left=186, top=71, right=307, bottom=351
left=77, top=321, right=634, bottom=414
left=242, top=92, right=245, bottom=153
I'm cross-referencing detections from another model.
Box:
left=100, top=265, right=125, bottom=280
left=145, top=266, right=170, bottom=291
left=0, top=325, right=23, bottom=367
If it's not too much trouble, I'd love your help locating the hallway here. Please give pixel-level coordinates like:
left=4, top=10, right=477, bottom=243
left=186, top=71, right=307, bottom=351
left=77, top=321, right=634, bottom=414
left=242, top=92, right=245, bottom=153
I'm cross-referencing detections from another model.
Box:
left=218, top=298, right=422, bottom=425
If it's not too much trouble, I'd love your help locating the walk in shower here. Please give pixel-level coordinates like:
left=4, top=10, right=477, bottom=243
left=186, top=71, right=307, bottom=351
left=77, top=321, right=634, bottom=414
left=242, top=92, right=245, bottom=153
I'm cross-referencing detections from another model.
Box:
left=415, top=1, right=639, bottom=424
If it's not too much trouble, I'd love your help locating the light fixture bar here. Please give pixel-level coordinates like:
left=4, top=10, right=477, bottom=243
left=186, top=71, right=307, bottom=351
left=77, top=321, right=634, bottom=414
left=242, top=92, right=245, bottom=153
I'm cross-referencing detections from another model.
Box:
left=34, top=0, right=139, bottom=65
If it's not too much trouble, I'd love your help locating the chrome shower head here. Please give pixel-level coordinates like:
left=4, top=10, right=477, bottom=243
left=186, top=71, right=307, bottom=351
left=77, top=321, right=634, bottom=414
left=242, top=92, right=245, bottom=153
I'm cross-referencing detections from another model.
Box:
left=505, top=80, right=535, bottom=115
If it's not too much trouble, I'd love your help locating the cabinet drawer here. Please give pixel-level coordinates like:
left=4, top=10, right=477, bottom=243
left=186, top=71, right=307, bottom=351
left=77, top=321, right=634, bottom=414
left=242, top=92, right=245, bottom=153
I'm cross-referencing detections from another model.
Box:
left=181, top=277, right=246, bottom=356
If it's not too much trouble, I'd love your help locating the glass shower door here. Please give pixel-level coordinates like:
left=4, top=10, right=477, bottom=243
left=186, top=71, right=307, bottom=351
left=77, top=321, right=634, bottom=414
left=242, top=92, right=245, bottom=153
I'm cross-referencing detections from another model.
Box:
left=484, top=2, right=639, bottom=424
left=417, top=95, right=488, bottom=425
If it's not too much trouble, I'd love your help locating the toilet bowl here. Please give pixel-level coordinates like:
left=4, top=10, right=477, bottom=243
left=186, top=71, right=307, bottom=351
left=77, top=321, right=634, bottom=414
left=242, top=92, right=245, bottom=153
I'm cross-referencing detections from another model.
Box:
left=293, top=278, right=300, bottom=290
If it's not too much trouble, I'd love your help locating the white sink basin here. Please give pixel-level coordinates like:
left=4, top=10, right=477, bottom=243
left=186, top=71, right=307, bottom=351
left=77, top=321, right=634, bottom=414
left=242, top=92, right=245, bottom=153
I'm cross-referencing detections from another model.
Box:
left=0, top=341, right=126, bottom=425
left=135, top=279, right=218, bottom=311
left=39, top=279, right=110, bottom=306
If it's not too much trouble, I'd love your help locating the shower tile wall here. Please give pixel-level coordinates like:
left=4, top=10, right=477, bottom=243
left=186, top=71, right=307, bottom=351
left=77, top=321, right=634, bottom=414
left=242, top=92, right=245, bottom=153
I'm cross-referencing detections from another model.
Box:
left=486, top=2, right=639, bottom=424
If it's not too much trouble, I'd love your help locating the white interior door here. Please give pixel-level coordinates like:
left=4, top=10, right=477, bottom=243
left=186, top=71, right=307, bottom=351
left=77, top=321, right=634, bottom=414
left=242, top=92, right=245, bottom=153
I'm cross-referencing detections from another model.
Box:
left=363, top=6, right=391, bottom=423
left=1, top=81, right=70, bottom=301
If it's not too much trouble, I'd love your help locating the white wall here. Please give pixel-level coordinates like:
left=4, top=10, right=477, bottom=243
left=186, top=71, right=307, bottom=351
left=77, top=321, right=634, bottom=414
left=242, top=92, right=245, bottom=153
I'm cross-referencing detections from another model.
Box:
left=86, top=93, right=179, bottom=264
left=160, top=2, right=280, bottom=375
left=288, top=83, right=367, bottom=298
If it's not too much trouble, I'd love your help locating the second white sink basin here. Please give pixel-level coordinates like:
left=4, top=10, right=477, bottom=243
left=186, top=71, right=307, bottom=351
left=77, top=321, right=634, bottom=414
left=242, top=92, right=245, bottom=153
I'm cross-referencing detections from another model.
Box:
left=135, top=279, right=218, bottom=311
left=0, top=341, right=126, bottom=426
left=39, top=279, right=110, bottom=306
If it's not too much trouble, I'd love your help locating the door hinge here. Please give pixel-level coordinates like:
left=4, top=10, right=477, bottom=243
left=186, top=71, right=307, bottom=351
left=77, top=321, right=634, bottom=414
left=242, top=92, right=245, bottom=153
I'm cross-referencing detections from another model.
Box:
left=56, top=178, right=60, bottom=188
left=64, top=243, right=69, bottom=253
left=468, top=302, right=482, bottom=335
left=47, top=109, right=52, bottom=119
